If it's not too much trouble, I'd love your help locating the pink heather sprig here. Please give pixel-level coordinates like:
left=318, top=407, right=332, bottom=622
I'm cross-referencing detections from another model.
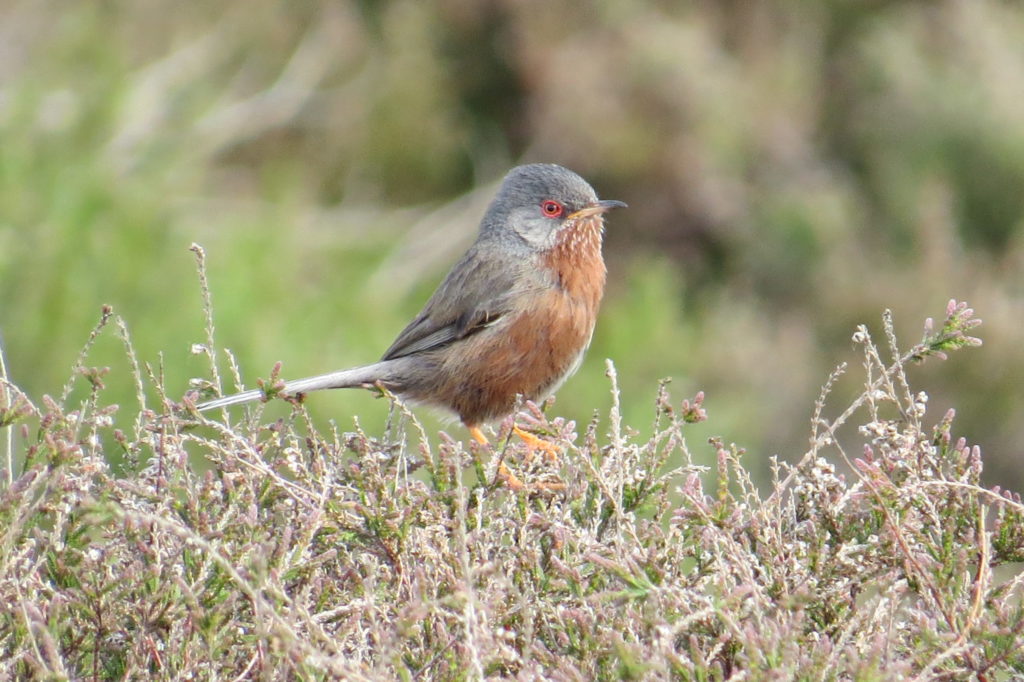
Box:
left=912, top=300, right=983, bottom=362
left=680, top=391, right=707, bottom=424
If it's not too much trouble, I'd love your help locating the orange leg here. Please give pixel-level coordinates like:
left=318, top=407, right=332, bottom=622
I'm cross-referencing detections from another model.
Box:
left=467, top=425, right=524, bottom=491
left=468, top=425, right=490, bottom=446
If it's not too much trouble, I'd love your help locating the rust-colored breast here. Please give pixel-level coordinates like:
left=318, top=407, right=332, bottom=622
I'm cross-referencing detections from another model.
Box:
left=542, top=216, right=607, bottom=310
left=421, top=217, right=607, bottom=426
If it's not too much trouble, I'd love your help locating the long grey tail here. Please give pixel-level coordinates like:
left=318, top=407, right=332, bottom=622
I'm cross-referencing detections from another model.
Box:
left=195, top=361, right=392, bottom=412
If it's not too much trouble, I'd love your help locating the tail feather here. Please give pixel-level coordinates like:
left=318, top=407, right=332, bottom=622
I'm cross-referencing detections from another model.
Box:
left=195, top=362, right=390, bottom=412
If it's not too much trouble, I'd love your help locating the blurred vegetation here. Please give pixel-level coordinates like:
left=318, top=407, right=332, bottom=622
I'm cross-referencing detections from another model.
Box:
left=2, top=0, right=1024, bottom=487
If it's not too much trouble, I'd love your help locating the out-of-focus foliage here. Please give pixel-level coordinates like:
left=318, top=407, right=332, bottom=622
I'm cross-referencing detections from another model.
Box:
left=2, top=0, right=1023, bottom=487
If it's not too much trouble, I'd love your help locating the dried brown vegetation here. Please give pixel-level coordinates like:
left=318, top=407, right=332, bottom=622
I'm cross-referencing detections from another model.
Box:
left=2, top=291, right=1021, bottom=679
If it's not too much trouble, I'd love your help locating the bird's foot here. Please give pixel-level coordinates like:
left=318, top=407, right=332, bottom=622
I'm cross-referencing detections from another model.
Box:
left=468, top=425, right=561, bottom=492
left=496, top=462, right=526, bottom=491
left=513, top=426, right=562, bottom=464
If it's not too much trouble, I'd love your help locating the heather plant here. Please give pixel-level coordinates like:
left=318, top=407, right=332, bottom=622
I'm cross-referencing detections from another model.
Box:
left=1, top=249, right=1020, bottom=679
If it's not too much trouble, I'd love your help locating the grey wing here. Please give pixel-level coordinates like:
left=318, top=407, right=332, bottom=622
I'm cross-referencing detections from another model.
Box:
left=381, top=245, right=516, bottom=361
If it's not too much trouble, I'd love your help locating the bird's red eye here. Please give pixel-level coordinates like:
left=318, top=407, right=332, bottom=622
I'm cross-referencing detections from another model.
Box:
left=541, top=200, right=564, bottom=218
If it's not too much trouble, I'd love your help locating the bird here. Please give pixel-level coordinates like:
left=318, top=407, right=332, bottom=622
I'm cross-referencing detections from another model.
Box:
left=195, top=164, right=625, bottom=479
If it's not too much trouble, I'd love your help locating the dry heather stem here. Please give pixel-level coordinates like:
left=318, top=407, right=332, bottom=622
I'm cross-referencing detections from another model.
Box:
left=1, top=299, right=1021, bottom=680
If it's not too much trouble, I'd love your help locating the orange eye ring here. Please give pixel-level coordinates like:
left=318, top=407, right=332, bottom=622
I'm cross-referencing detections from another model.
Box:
left=541, top=200, right=565, bottom=218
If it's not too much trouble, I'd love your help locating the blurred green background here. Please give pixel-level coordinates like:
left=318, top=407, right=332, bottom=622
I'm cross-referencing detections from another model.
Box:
left=2, top=1, right=1022, bottom=488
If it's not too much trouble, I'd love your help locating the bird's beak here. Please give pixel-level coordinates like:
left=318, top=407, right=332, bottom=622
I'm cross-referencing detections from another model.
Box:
left=568, top=199, right=628, bottom=220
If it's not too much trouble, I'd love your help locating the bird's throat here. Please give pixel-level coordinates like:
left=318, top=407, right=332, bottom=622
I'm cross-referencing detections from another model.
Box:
left=543, top=217, right=607, bottom=308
